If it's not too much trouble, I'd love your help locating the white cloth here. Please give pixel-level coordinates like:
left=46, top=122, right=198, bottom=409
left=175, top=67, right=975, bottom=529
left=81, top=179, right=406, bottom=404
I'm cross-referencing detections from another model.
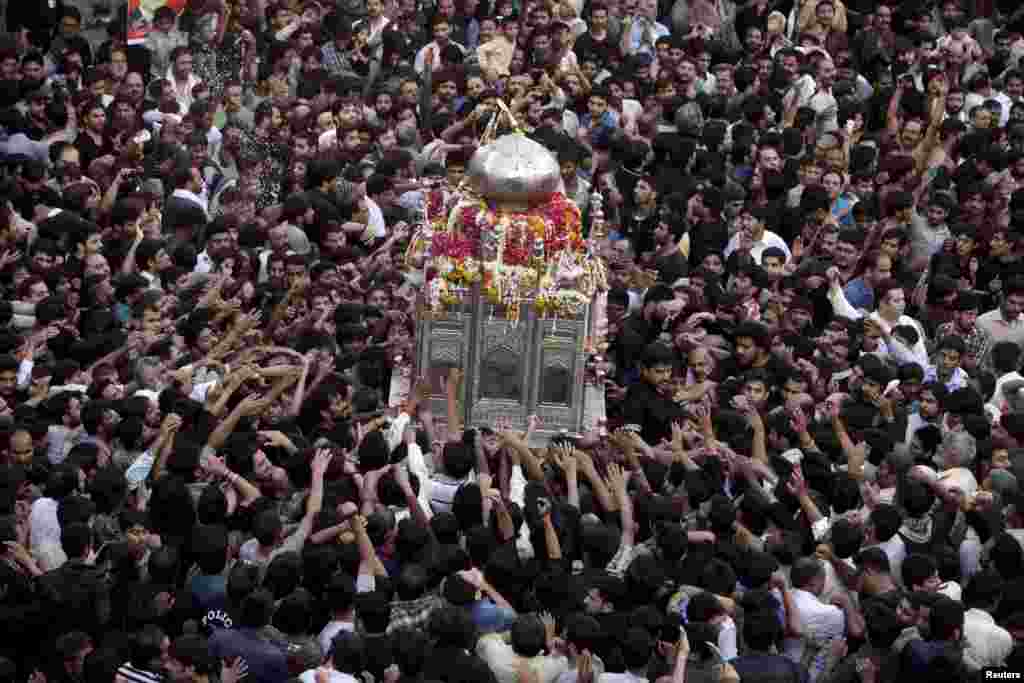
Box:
left=414, top=40, right=467, bottom=73
left=476, top=633, right=569, bottom=683
left=317, top=621, right=356, bottom=656
left=299, top=669, right=358, bottom=683
left=361, top=197, right=387, bottom=242
left=172, top=187, right=210, bottom=220
left=722, top=230, right=792, bottom=263
left=963, top=608, right=1013, bottom=671
left=827, top=284, right=929, bottom=360
left=29, top=497, right=60, bottom=551
left=166, top=67, right=201, bottom=114
left=988, top=370, right=1024, bottom=418
left=784, top=588, right=846, bottom=681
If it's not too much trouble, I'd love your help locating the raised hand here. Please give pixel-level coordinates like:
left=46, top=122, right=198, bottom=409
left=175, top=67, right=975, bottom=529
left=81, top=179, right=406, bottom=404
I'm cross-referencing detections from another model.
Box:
left=606, top=462, right=627, bottom=495
left=786, top=465, right=808, bottom=498
left=311, top=448, right=334, bottom=477
left=550, top=444, right=577, bottom=478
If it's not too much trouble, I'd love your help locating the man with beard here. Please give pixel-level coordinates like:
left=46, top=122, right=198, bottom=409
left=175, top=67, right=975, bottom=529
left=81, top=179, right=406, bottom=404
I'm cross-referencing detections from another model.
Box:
left=975, top=276, right=1024, bottom=363
left=976, top=229, right=1024, bottom=308
left=622, top=341, right=684, bottom=444
left=650, top=212, right=688, bottom=285
left=46, top=391, right=84, bottom=465
left=120, top=71, right=146, bottom=111
left=48, top=142, right=84, bottom=189
left=611, top=284, right=674, bottom=386
left=719, top=320, right=786, bottom=386
left=934, top=293, right=990, bottom=375
left=105, top=198, right=146, bottom=273
left=195, top=219, right=235, bottom=275
left=216, top=122, right=244, bottom=184
left=22, top=89, right=51, bottom=140
left=19, top=53, right=47, bottom=101
left=415, top=16, right=465, bottom=74
left=164, top=165, right=209, bottom=244
left=14, top=160, right=61, bottom=222
left=909, top=191, right=954, bottom=274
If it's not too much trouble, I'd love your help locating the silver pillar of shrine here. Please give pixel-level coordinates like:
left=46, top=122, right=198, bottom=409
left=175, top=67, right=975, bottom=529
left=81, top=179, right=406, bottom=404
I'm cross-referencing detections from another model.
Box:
left=415, top=293, right=591, bottom=439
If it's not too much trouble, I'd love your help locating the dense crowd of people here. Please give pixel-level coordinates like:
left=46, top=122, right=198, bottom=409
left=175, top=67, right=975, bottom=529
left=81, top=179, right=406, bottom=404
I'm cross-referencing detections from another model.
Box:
left=5, top=0, right=1024, bottom=681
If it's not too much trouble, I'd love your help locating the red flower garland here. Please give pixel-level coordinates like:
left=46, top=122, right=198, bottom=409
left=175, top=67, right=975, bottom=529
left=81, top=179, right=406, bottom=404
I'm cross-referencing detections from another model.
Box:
left=430, top=193, right=583, bottom=265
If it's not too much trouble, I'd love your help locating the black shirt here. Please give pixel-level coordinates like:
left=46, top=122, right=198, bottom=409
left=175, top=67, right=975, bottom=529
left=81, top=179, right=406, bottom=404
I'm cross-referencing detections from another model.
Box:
left=622, top=379, right=685, bottom=444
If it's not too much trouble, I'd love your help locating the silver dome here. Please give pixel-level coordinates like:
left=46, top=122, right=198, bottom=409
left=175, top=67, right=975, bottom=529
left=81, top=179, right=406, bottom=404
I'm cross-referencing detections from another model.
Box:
left=467, top=133, right=561, bottom=204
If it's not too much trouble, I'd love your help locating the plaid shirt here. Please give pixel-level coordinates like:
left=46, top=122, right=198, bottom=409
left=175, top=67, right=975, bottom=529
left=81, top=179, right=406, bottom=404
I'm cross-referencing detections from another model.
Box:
left=935, top=320, right=992, bottom=372
left=385, top=592, right=444, bottom=634
left=321, top=43, right=354, bottom=77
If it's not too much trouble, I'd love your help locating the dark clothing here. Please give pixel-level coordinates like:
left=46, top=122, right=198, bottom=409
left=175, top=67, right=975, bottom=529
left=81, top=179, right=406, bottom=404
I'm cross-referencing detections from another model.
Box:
left=612, top=313, right=660, bottom=382
left=13, top=184, right=61, bottom=221
left=37, top=559, right=112, bottom=642
left=900, top=639, right=961, bottom=677
left=362, top=632, right=394, bottom=680
left=75, top=132, right=112, bottom=172
left=0, top=559, right=47, bottom=672
left=654, top=248, right=689, bottom=285
left=422, top=646, right=497, bottom=683
left=622, top=379, right=685, bottom=444
left=823, top=645, right=900, bottom=683
left=209, top=627, right=289, bottom=683
left=732, top=652, right=807, bottom=683
left=573, top=33, right=618, bottom=66
left=688, top=218, right=729, bottom=268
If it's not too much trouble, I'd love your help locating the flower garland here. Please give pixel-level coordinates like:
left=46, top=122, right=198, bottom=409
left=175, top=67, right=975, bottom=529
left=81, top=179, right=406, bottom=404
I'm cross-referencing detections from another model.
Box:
left=412, top=187, right=600, bottom=320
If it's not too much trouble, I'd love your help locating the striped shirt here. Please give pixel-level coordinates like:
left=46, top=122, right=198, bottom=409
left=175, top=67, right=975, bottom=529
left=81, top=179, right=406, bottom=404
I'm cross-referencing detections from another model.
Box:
left=115, top=664, right=164, bottom=683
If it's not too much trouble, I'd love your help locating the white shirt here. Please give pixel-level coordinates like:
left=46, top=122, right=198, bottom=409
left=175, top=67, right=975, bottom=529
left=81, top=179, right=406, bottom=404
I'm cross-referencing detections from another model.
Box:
left=361, top=197, right=387, bottom=242
left=318, top=620, right=356, bottom=655
left=166, top=67, right=201, bottom=113
left=299, top=669, right=358, bottom=683
left=810, top=87, right=839, bottom=135
left=963, top=608, right=1013, bottom=671
left=622, top=16, right=670, bottom=56
left=476, top=634, right=569, bottom=683
left=723, top=229, right=792, bottom=263
left=596, top=673, right=647, bottom=683
left=988, top=370, right=1024, bottom=419
left=785, top=588, right=846, bottom=682
left=414, top=40, right=467, bottom=73
left=194, top=249, right=215, bottom=274
left=171, top=187, right=210, bottom=220
left=964, top=90, right=1013, bottom=127
left=866, top=535, right=906, bottom=587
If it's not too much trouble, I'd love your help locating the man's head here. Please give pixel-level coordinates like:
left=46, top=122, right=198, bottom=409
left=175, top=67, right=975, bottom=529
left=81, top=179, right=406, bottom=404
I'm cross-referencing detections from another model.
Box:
left=733, top=321, right=770, bottom=368
left=170, top=46, right=192, bottom=80
left=791, top=557, right=826, bottom=595
left=1002, top=277, right=1024, bottom=321
left=164, top=635, right=214, bottom=683
left=639, top=342, right=674, bottom=387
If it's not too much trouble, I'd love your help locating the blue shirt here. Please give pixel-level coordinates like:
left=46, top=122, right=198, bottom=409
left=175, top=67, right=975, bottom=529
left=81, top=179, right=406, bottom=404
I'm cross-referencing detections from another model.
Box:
left=471, top=599, right=517, bottom=634
left=732, top=652, right=807, bottom=683
left=579, top=110, right=619, bottom=147
left=210, top=627, right=289, bottom=683
left=843, top=277, right=874, bottom=311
